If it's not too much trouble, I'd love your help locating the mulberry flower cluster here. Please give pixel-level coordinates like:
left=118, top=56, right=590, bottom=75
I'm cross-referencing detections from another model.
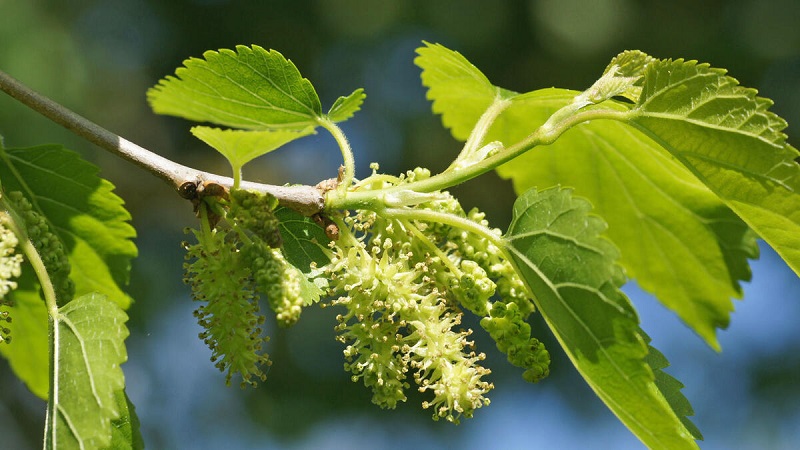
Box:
left=0, top=216, right=23, bottom=344
left=5, top=191, right=73, bottom=305
left=320, top=167, right=550, bottom=423
left=183, top=189, right=308, bottom=387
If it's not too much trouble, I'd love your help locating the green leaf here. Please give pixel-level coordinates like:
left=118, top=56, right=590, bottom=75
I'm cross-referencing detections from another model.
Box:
left=626, top=57, right=800, bottom=277
left=107, top=390, right=144, bottom=450
left=275, top=206, right=331, bottom=271
left=191, top=126, right=316, bottom=174
left=0, top=144, right=136, bottom=397
left=644, top=336, right=703, bottom=440
left=327, top=88, right=366, bottom=123
left=0, top=272, right=49, bottom=399
left=493, top=89, right=756, bottom=350
left=600, top=50, right=656, bottom=102
left=415, top=42, right=508, bottom=141
left=0, top=145, right=138, bottom=306
left=419, top=45, right=757, bottom=349
left=147, top=45, right=322, bottom=130
left=505, top=186, right=699, bottom=449
left=274, top=207, right=330, bottom=306
left=45, top=293, right=129, bottom=449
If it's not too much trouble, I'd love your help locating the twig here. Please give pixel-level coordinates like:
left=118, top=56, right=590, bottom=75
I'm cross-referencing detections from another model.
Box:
left=0, top=69, right=324, bottom=216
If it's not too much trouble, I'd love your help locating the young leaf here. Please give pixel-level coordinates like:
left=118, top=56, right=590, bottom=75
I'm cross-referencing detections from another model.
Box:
left=327, top=88, right=366, bottom=123
left=600, top=50, right=656, bottom=102
left=0, top=145, right=137, bottom=307
left=147, top=45, right=323, bottom=130
left=191, top=126, right=316, bottom=177
left=415, top=42, right=510, bottom=141
left=493, top=89, right=757, bottom=350
left=627, top=57, right=800, bottom=277
left=505, top=186, right=699, bottom=449
left=275, top=206, right=331, bottom=271
left=45, top=292, right=129, bottom=449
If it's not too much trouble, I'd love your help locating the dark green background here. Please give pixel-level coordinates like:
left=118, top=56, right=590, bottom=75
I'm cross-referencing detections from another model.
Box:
left=1, top=1, right=799, bottom=448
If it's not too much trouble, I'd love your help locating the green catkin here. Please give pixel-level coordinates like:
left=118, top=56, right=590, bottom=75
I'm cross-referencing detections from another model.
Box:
left=183, top=226, right=271, bottom=388
left=228, top=189, right=281, bottom=248
left=5, top=192, right=73, bottom=305
left=241, top=238, right=304, bottom=327
left=317, top=167, right=551, bottom=422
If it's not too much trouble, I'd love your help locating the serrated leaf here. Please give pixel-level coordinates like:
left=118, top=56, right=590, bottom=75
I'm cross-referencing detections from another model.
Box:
left=0, top=145, right=137, bottom=306
left=191, top=126, right=316, bottom=174
left=644, top=336, right=703, bottom=440
left=107, top=390, right=144, bottom=450
left=601, top=50, right=656, bottom=102
left=0, top=272, right=49, bottom=398
left=327, top=88, right=366, bottom=123
left=627, top=58, right=800, bottom=277
left=505, top=186, right=699, bottom=449
left=417, top=46, right=758, bottom=348
left=415, top=42, right=508, bottom=141
left=275, top=206, right=330, bottom=271
left=0, top=144, right=136, bottom=397
left=493, top=89, right=756, bottom=350
left=45, top=292, right=129, bottom=449
left=147, top=45, right=322, bottom=130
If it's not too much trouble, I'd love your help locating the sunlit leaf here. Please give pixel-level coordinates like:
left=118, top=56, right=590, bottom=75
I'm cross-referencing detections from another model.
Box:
left=147, top=45, right=322, bottom=130
left=191, top=126, right=315, bottom=174
left=415, top=41, right=511, bottom=141
left=0, top=144, right=136, bottom=396
left=601, top=50, right=656, bottom=102
left=627, top=57, right=800, bottom=277
left=0, top=145, right=137, bottom=306
left=493, top=89, right=757, bottom=349
left=417, top=44, right=757, bottom=349
left=505, top=186, right=699, bottom=449
left=327, top=88, right=366, bottom=123
left=45, top=293, right=128, bottom=449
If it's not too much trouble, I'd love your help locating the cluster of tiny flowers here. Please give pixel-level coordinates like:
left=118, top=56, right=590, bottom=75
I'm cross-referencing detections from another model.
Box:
left=320, top=167, right=550, bottom=423
left=326, top=214, right=492, bottom=423
left=182, top=189, right=307, bottom=387
left=228, top=189, right=305, bottom=326
left=0, top=219, right=23, bottom=344
left=6, top=192, right=73, bottom=305
left=241, top=240, right=304, bottom=327
left=0, top=220, right=23, bottom=299
left=184, top=227, right=270, bottom=388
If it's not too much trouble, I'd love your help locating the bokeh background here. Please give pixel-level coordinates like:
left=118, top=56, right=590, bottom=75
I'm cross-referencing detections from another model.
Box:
left=2, top=0, right=800, bottom=448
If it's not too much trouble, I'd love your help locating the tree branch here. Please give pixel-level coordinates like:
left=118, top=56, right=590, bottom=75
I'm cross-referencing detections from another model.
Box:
left=0, top=69, right=324, bottom=216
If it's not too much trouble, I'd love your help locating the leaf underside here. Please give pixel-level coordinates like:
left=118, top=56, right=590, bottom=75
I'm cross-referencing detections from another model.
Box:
left=506, top=187, right=699, bottom=449
left=191, top=126, right=316, bottom=172
left=46, top=293, right=129, bottom=449
left=493, top=90, right=757, bottom=350
left=416, top=43, right=758, bottom=349
left=628, top=58, right=800, bottom=278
